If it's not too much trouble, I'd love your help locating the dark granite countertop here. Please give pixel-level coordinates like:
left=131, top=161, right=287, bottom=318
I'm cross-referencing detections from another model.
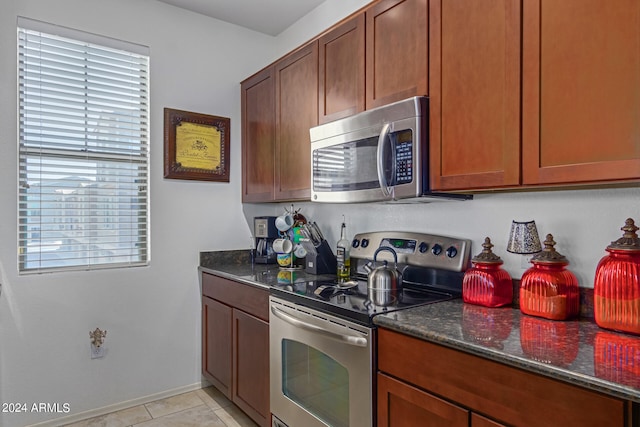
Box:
left=373, top=299, right=640, bottom=403
left=199, top=249, right=335, bottom=290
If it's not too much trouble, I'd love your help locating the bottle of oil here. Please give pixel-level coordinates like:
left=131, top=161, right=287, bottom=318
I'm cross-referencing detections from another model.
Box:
left=336, top=220, right=351, bottom=281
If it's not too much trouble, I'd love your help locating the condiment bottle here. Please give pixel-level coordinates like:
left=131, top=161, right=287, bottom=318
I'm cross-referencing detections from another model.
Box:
left=463, top=237, right=512, bottom=307
left=519, top=234, right=580, bottom=320
left=336, top=220, right=351, bottom=281
left=594, top=218, right=640, bottom=335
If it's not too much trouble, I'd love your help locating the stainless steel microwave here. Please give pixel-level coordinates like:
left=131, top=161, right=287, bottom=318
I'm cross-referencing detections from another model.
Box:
left=310, top=96, right=471, bottom=203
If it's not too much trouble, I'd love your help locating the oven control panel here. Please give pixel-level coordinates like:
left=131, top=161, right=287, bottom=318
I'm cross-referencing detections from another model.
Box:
left=350, top=231, right=471, bottom=272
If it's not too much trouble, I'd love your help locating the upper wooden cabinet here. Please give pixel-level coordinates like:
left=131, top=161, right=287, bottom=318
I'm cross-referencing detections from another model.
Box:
left=318, top=15, right=365, bottom=124
left=429, top=0, right=521, bottom=191
left=365, top=0, right=429, bottom=109
left=274, top=41, right=318, bottom=201
left=522, top=0, right=640, bottom=185
left=241, top=67, right=275, bottom=203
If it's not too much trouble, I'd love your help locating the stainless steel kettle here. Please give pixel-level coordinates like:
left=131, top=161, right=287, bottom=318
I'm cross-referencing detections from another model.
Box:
left=364, top=247, right=403, bottom=306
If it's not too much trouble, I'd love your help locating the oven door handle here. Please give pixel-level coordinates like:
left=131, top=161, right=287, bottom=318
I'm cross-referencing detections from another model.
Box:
left=271, top=305, right=368, bottom=347
left=376, top=122, right=394, bottom=198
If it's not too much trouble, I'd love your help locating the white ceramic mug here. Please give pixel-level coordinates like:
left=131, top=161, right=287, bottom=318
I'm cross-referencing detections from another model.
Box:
left=273, top=238, right=293, bottom=254
left=294, top=244, right=307, bottom=258
left=275, top=214, right=294, bottom=232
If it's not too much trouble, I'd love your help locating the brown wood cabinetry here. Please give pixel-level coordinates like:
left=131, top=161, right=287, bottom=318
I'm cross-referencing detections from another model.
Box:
left=378, top=328, right=631, bottom=427
left=241, top=67, right=275, bottom=203
left=378, top=373, right=469, bottom=427
left=365, top=0, right=428, bottom=109
left=522, top=0, right=640, bottom=185
left=201, top=273, right=270, bottom=427
left=429, top=0, right=521, bottom=191
left=318, top=15, right=365, bottom=124
left=274, top=42, right=318, bottom=201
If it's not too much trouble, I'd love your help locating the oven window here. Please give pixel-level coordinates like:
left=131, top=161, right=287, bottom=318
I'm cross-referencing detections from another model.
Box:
left=282, top=339, right=349, bottom=427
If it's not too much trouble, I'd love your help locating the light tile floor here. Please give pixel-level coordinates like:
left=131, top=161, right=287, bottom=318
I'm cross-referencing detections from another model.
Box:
left=63, top=387, right=259, bottom=427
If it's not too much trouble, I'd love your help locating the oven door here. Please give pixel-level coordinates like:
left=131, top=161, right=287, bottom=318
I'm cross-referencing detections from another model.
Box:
left=269, top=296, right=373, bottom=427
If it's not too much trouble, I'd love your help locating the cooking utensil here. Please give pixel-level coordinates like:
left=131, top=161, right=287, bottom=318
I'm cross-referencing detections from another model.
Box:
left=364, top=247, right=403, bottom=307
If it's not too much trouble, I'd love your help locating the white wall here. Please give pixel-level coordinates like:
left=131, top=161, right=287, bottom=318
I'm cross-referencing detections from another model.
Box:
left=0, top=0, right=278, bottom=426
left=246, top=186, right=640, bottom=288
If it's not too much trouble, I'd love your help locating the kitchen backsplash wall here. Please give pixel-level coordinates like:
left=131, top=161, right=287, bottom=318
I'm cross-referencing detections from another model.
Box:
left=243, top=186, right=640, bottom=289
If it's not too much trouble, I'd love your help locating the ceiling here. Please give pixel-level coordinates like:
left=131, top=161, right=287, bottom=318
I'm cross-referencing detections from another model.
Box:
left=155, top=0, right=327, bottom=36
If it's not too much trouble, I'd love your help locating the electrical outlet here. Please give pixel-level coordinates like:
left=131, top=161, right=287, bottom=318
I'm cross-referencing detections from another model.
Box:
left=91, top=344, right=105, bottom=359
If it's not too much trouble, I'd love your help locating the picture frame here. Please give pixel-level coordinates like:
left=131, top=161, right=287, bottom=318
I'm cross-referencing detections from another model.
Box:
left=163, top=108, right=230, bottom=182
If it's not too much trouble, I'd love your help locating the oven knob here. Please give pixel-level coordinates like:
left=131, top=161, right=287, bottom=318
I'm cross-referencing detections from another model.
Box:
left=418, top=242, right=429, bottom=253
left=361, top=239, right=369, bottom=248
left=446, top=246, right=458, bottom=258
left=352, top=239, right=360, bottom=248
left=431, top=244, right=443, bottom=256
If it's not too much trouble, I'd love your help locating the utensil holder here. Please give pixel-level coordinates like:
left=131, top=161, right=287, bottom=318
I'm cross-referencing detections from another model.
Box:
left=305, top=239, right=337, bottom=275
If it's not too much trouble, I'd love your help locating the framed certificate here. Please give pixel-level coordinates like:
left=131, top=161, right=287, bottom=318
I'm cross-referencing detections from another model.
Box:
left=163, top=108, right=230, bottom=182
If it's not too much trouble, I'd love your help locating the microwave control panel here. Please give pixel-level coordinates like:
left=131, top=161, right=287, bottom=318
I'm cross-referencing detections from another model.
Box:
left=393, top=130, right=413, bottom=184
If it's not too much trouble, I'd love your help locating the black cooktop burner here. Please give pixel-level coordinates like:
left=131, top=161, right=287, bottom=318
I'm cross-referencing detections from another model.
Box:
left=269, top=277, right=458, bottom=326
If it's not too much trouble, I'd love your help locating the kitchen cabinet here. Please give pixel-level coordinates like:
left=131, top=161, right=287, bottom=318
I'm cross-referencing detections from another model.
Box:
left=201, top=272, right=270, bottom=427
left=377, top=327, right=631, bottom=427
left=318, top=14, right=365, bottom=124
left=365, top=0, right=428, bottom=109
left=377, top=373, right=469, bottom=427
left=241, top=67, right=275, bottom=203
left=522, top=0, right=640, bottom=185
left=274, top=41, right=318, bottom=201
left=429, top=0, right=521, bottom=191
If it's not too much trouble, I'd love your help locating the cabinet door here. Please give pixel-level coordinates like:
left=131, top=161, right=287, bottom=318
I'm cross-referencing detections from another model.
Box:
left=202, top=296, right=232, bottom=399
left=275, top=41, right=318, bottom=201
left=522, top=0, right=640, bottom=185
left=429, top=0, right=521, bottom=190
left=241, top=67, right=275, bottom=202
left=377, top=373, right=468, bottom=427
left=318, top=14, right=365, bottom=124
left=365, top=0, right=428, bottom=109
left=233, top=309, right=270, bottom=427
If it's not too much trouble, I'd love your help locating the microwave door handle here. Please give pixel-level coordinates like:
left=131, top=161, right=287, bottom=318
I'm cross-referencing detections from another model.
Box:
left=271, top=305, right=368, bottom=347
left=377, top=123, right=393, bottom=197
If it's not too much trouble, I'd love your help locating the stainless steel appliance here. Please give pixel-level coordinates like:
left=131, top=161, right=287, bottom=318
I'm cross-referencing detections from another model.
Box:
left=310, top=96, right=472, bottom=203
left=269, top=231, right=471, bottom=427
left=254, top=216, right=278, bottom=264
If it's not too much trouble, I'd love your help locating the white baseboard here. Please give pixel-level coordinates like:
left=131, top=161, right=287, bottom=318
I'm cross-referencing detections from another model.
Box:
left=27, top=380, right=210, bottom=427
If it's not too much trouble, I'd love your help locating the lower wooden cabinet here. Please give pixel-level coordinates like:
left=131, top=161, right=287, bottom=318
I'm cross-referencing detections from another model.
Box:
left=378, top=328, right=631, bottom=427
left=377, top=373, right=470, bottom=427
left=201, top=273, right=270, bottom=427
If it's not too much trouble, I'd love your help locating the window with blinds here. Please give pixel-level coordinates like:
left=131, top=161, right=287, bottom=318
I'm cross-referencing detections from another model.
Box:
left=17, top=18, right=150, bottom=273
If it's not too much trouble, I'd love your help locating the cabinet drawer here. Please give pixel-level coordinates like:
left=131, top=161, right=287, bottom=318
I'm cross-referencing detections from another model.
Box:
left=378, top=328, right=627, bottom=427
left=202, top=273, right=269, bottom=321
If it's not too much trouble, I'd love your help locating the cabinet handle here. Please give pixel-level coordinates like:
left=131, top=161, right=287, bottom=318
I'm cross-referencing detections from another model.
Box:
left=270, top=305, right=368, bottom=347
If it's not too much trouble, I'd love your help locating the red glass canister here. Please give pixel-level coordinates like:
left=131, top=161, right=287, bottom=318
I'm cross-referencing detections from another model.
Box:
left=463, top=237, right=513, bottom=307
left=594, top=218, right=640, bottom=335
left=519, top=234, right=580, bottom=320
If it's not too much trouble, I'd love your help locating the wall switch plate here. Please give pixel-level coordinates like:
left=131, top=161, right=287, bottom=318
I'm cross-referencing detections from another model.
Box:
left=91, top=344, right=105, bottom=359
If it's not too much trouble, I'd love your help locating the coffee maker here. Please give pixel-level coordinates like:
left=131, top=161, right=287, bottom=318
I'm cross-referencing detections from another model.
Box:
left=254, top=216, right=278, bottom=264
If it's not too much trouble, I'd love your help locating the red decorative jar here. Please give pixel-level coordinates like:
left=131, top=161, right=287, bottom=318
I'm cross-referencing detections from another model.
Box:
left=594, top=218, right=640, bottom=335
left=463, top=237, right=512, bottom=307
left=519, top=234, right=580, bottom=320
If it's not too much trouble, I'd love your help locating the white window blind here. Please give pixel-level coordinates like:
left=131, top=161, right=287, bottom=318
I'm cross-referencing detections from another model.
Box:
left=18, top=18, right=150, bottom=273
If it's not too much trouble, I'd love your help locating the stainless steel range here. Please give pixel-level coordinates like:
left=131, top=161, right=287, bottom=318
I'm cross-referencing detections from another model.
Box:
left=270, top=231, right=471, bottom=427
